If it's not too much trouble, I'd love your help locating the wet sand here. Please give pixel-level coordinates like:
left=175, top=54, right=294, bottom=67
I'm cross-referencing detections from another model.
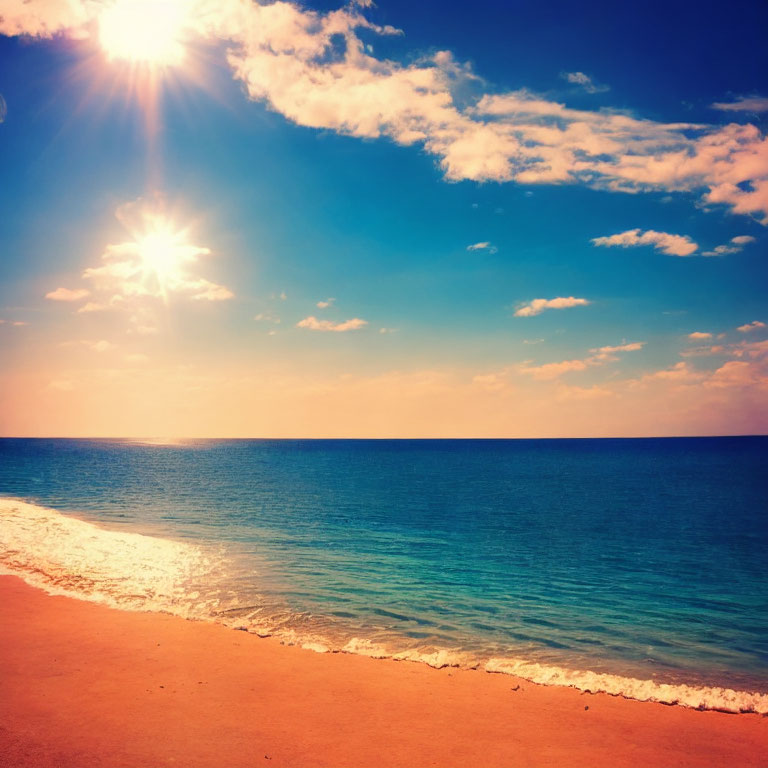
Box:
left=1, top=575, right=766, bottom=767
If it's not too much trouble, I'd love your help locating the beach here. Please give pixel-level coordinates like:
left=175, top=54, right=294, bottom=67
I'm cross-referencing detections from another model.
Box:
left=2, top=576, right=766, bottom=768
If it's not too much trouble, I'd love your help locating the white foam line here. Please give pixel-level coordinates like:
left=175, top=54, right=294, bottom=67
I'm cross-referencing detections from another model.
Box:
left=484, top=658, right=768, bottom=714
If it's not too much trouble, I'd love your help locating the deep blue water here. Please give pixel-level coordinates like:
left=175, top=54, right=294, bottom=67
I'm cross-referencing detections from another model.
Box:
left=1, top=436, right=767, bottom=692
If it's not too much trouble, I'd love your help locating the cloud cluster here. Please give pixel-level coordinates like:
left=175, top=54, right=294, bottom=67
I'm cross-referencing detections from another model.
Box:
left=514, top=296, right=590, bottom=317
left=296, top=316, right=367, bottom=332
left=592, top=228, right=698, bottom=257
left=3, top=1, right=768, bottom=221
left=701, top=234, right=756, bottom=257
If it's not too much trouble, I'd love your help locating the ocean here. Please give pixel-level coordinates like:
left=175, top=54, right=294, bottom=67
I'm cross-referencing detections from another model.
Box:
left=1, top=436, right=767, bottom=712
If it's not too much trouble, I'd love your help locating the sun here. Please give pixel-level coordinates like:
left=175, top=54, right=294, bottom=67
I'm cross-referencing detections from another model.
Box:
left=99, top=0, right=189, bottom=67
left=136, top=227, right=187, bottom=286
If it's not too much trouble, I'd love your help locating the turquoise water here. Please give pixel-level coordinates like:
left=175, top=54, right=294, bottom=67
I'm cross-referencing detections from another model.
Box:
left=1, top=437, right=766, bottom=706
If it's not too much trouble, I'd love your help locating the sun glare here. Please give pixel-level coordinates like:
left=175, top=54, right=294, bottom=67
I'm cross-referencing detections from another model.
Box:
left=99, top=0, right=189, bottom=67
left=134, top=224, right=194, bottom=296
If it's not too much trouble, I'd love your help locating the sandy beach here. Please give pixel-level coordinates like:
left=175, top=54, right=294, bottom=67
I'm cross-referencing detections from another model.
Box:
left=1, top=576, right=766, bottom=767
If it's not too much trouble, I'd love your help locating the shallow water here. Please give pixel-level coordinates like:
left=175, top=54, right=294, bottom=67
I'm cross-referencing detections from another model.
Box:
left=1, top=437, right=766, bottom=711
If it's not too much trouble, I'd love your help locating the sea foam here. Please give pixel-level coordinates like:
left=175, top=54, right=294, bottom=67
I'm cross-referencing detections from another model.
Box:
left=484, top=657, right=768, bottom=714
left=0, top=498, right=223, bottom=618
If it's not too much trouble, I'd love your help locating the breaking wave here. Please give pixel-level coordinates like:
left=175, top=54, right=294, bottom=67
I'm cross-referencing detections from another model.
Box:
left=2, top=497, right=766, bottom=715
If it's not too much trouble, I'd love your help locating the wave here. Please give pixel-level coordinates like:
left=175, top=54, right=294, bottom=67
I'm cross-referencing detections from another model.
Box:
left=2, top=497, right=766, bottom=715
left=0, top=497, right=227, bottom=618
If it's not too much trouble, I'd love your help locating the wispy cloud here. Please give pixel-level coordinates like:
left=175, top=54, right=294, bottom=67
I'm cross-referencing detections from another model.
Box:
left=45, top=287, right=91, bottom=302
left=514, top=297, right=590, bottom=317
left=589, top=341, right=645, bottom=362
left=591, top=229, right=698, bottom=257
left=316, top=297, right=336, bottom=308
left=688, top=332, right=713, bottom=340
left=701, top=234, right=756, bottom=256
left=254, top=311, right=280, bottom=324
left=4, top=3, right=768, bottom=222
left=711, top=97, right=768, bottom=113
left=556, top=384, right=614, bottom=400
left=61, top=339, right=117, bottom=353
left=296, top=316, right=368, bottom=332
left=520, top=359, right=589, bottom=380
left=737, top=320, right=766, bottom=333
left=520, top=339, right=644, bottom=379
left=467, top=241, right=498, bottom=254
left=560, top=71, right=609, bottom=94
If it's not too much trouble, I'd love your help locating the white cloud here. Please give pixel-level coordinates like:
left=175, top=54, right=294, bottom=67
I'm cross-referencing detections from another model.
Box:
left=472, top=370, right=512, bottom=391
left=701, top=234, right=756, bottom=256
left=317, top=297, right=336, bottom=308
left=591, top=228, right=698, bottom=257
left=514, top=297, right=590, bottom=317
left=592, top=341, right=645, bottom=354
left=589, top=341, right=645, bottom=362
left=711, top=97, right=768, bottom=113
left=3, top=2, right=768, bottom=222
left=521, top=339, right=644, bottom=379
left=688, top=332, right=713, bottom=340
left=521, top=359, right=589, bottom=380
left=738, top=320, right=766, bottom=333
left=296, top=316, right=368, bottom=332
left=639, top=361, right=703, bottom=384
left=77, top=301, right=108, bottom=313
left=556, top=384, right=613, bottom=400
left=254, top=311, right=280, bottom=324
left=560, top=71, right=609, bottom=94
left=45, top=287, right=90, bottom=302
left=467, top=241, right=498, bottom=254
left=0, top=0, right=95, bottom=37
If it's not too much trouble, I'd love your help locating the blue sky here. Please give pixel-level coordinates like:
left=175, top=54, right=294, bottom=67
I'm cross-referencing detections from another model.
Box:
left=0, top=0, right=766, bottom=436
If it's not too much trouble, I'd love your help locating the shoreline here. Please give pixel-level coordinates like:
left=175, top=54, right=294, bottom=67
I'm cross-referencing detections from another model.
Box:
left=3, top=495, right=768, bottom=715
left=1, top=575, right=766, bottom=767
